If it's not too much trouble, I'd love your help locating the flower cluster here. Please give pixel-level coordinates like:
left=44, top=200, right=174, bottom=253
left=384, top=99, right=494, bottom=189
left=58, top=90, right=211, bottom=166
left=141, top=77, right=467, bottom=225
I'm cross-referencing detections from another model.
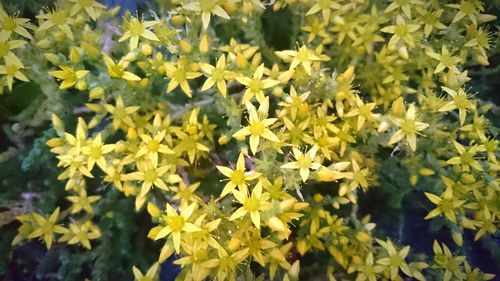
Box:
left=2, top=0, right=498, bottom=280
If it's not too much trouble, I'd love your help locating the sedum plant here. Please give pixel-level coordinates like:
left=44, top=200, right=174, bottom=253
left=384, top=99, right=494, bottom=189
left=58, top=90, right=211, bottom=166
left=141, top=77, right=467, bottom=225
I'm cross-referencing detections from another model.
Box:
left=0, top=0, right=499, bottom=280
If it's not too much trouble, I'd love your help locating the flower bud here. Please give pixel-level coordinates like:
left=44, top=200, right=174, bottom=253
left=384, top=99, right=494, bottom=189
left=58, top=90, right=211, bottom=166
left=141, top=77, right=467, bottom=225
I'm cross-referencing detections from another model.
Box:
left=89, top=87, right=105, bottom=100
left=141, top=44, right=153, bottom=56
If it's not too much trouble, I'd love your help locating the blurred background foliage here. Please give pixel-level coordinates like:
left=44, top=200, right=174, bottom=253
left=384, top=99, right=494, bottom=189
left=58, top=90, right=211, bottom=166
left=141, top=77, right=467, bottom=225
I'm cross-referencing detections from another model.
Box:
left=0, top=0, right=499, bottom=280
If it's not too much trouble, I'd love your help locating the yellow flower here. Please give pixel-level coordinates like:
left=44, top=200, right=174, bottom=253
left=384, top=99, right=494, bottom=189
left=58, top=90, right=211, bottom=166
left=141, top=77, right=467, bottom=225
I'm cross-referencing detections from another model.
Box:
left=173, top=129, right=210, bottom=164
left=66, top=188, right=101, bottom=214
left=81, top=133, right=115, bottom=171
left=275, top=45, right=322, bottom=76
left=216, top=152, right=261, bottom=197
left=164, top=59, right=202, bottom=97
left=438, top=87, right=475, bottom=125
left=172, top=181, right=202, bottom=207
left=69, top=0, right=106, bottom=21
left=136, top=130, right=175, bottom=167
left=424, top=184, right=465, bottom=223
left=426, top=46, right=461, bottom=74
left=235, top=64, right=279, bottom=104
left=385, top=0, right=424, bottom=18
left=229, top=180, right=271, bottom=229
left=278, top=86, right=310, bottom=121
left=281, top=145, right=321, bottom=182
left=155, top=203, right=202, bottom=253
left=122, top=160, right=171, bottom=197
left=59, top=221, right=101, bottom=249
left=37, top=8, right=74, bottom=40
left=103, top=96, right=140, bottom=130
left=344, top=96, right=377, bottom=131
left=103, top=54, right=141, bottom=81
left=0, top=37, right=26, bottom=65
left=305, top=0, right=341, bottom=23
left=446, top=141, right=484, bottom=172
left=49, top=65, right=89, bottom=90
left=388, top=104, right=429, bottom=151
left=232, top=99, right=280, bottom=154
left=183, top=0, right=230, bottom=30
left=0, top=8, right=33, bottom=39
left=416, top=8, right=446, bottom=37
left=381, top=15, right=420, bottom=49
left=200, top=54, right=234, bottom=97
left=27, top=208, right=67, bottom=249
left=119, top=16, right=159, bottom=50
left=0, top=55, right=28, bottom=91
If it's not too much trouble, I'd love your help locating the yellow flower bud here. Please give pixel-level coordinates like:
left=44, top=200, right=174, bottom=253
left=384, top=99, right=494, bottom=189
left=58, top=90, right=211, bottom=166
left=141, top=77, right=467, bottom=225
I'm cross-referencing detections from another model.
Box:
left=199, top=33, right=209, bottom=53
left=43, top=53, right=59, bottom=64
left=89, top=87, right=105, bottom=100
left=267, top=216, right=287, bottom=232
left=419, top=168, right=435, bottom=176
left=140, top=78, right=150, bottom=88
left=355, top=232, right=372, bottom=242
left=46, top=138, right=64, bottom=147
left=218, top=134, right=229, bottom=145
left=228, top=238, right=240, bottom=251
left=335, top=91, right=346, bottom=101
left=170, top=15, right=185, bottom=25
left=288, top=260, right=300, bottom=278
left=141, top=44, right=153, bottom=56
left=296, top=240, right=309, bottom=256
left=69, top=47, right=81, bottom=63
left=54, top=31, right=66, bottom=42
left=36, top=39, right=52, bottom=49
left=279, top=198, right=295, bottom=211
left=398, top=46, right=409, bottom=60
left=273, top=87, right=283, bottom=97
left=452, top=231, right=463, bottom=246
left=179, top=39, right=192, bottom=53
left=313, top=193, right=323, bottom=202
left=127, top=127, right=138, bottom=140
left=123, top=51, right=138, bottom=62
left=51, top=114, right=64, bottom=133
left=115, top=141, right=127, bottom=153
left=147, top=202, right=161, bottom=218
left=460, top=173, right=475, bottom=184
left=293, top=202, right=309, bottom=211
left=391, top=97, right=406, bottom=117
left=223, top=1, right=236, bottom=14
left=75, top=80, right=87, bottom=91
left=409, top=174, right=418, bottom=186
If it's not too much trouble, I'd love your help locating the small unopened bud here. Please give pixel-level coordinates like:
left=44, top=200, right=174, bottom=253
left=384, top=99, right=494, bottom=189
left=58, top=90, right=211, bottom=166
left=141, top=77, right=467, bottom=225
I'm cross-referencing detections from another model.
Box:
left=218, top=134, right=229, bottom=145
left=89, top=87, right=105, bottom=100
left=141, top=44, right=153, bottom=56
left=179, top=39, right=192, bottom=53
left=199, top=33, right=209, bottom=53
left=75, top=80, right=87, bottom=91
left=268, top=216, right=287, bottom=232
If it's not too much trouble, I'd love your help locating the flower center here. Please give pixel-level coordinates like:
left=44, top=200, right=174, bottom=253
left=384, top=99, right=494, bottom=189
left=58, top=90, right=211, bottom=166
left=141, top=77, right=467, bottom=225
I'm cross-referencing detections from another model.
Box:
left=129, top=19, right=145, bottom=37
left=168, top=215, right=185, bottom=232
left=230, top=170, right=245, bottom=185
left=50, top=11, right=67, bottom=25
left=400, top=119, right=416, bottom=134
left=249, top=121, right=264, bottom=135
left=2, top=17, right=17, bottom=31
left=147, top=140, right=159, bottom=151
left=244, top=196, right=260, bottom=212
